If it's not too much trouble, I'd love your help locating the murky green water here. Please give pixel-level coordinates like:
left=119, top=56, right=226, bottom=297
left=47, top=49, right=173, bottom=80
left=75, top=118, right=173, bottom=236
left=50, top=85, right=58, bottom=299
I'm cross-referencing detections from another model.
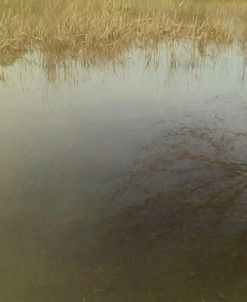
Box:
left=1, top=46, right=247, bottom=302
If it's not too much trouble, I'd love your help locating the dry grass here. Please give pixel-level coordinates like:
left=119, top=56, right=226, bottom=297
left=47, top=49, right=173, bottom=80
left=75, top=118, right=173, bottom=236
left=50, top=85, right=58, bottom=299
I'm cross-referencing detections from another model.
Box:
left=0, top=0, right=247, bottom=67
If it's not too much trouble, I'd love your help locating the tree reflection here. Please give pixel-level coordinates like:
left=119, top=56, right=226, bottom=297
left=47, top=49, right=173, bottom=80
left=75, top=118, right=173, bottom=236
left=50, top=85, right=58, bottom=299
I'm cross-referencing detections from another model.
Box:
left=99, top=123, right=247, bottom=301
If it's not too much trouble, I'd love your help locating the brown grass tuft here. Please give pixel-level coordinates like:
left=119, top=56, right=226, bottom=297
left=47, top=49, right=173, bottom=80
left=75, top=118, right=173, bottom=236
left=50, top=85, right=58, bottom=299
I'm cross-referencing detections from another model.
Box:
left=0, top=0, right=247, bottom=66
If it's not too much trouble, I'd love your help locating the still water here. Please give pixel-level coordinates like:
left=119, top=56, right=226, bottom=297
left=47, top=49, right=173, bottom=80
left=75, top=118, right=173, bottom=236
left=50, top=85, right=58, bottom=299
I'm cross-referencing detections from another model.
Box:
left=0, top=46, right=247, bottom=302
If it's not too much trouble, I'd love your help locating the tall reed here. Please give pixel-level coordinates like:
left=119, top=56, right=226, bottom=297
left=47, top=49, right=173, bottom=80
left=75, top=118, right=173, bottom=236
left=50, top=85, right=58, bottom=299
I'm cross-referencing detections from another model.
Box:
left=0, top=0, right=246, bottom=66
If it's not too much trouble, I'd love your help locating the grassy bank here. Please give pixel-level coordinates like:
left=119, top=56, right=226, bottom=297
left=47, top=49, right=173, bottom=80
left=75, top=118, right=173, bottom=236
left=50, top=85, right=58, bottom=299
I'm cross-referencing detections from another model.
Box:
left=0, top=0, right=247, bottom=66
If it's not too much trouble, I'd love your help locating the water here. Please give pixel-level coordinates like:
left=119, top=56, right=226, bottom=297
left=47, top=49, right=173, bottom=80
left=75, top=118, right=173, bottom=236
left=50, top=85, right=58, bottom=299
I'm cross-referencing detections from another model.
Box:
left=0, top=46, right=247, bottom=302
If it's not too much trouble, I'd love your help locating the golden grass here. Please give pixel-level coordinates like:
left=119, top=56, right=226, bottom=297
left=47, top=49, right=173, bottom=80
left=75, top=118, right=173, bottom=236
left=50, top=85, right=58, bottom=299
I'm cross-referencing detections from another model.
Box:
left=0, top=0, right=247, bottom=67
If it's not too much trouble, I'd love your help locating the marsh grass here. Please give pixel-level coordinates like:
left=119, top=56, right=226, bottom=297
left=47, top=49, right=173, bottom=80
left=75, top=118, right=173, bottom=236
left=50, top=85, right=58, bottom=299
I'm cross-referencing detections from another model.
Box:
left=0, top=0, right=247, bottom=67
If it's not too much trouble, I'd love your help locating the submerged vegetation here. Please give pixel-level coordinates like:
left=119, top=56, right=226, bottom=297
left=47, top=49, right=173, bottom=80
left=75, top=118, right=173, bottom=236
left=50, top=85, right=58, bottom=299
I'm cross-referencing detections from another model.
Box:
left=1, top=0, right=247, bottom=68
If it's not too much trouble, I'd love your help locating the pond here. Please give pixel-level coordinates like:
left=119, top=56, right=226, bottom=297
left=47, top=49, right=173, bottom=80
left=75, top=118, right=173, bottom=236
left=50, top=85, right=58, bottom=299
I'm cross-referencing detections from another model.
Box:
left=0, top=45, right=247, bottom=302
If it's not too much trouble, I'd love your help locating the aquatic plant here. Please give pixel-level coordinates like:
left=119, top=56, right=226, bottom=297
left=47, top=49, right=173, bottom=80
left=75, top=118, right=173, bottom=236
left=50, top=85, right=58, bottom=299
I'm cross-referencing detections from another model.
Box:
left=0, top=0, right=246, bottom=67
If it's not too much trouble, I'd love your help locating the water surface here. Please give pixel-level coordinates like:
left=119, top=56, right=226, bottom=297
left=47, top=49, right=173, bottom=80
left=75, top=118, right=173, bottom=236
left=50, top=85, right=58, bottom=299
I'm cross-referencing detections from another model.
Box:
left=0, top=46, right=247, bottom=302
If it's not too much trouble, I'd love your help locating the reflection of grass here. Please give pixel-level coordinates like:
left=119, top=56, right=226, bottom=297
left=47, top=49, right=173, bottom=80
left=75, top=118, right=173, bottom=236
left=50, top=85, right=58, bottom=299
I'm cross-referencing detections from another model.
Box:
left=0, top=71, right=6, bottom=83
left=1, top=0, right=246, bottom=67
